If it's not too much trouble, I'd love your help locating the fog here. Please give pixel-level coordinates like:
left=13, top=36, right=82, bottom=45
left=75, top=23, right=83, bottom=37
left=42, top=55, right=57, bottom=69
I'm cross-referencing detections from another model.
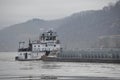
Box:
left=0, top=0, right=118, bottom=28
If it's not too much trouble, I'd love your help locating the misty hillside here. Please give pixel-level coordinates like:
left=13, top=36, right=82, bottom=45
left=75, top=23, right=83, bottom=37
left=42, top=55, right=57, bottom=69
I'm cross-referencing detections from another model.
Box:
left=0, top=0, right=120, bottom=51
left=57, top=1, right=120, bottom=50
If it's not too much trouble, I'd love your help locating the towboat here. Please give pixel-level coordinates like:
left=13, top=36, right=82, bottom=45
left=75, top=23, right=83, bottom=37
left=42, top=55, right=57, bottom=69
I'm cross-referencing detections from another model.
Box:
left=15, top=30, right=61, bottom=61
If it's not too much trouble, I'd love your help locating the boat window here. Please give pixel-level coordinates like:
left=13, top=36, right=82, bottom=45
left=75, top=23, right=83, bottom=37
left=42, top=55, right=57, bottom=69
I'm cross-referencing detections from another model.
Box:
left=34, top=45, right=36, bottom=47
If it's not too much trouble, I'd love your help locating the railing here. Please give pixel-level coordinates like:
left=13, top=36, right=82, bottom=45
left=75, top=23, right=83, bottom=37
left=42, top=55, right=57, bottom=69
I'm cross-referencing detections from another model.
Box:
left=58, top=49, right=120, bottom=59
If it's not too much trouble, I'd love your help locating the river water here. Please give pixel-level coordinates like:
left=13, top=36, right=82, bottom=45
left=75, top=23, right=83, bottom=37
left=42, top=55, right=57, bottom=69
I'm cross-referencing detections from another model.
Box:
left=0, top=52, right=120, bottom=80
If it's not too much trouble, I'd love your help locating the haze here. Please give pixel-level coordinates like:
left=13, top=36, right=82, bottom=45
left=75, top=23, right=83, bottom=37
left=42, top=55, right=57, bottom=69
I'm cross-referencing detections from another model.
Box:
left=0, top=0, right=118, bottom=29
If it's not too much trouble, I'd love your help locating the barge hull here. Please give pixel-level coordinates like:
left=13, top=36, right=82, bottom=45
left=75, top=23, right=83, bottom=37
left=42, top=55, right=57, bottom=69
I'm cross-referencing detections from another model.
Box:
left=42, top=57, right=120, bottom=63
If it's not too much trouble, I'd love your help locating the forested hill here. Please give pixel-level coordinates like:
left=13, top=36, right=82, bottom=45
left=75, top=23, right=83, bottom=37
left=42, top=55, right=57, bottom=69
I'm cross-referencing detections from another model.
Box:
left=56, top=0, right=120, bottom=49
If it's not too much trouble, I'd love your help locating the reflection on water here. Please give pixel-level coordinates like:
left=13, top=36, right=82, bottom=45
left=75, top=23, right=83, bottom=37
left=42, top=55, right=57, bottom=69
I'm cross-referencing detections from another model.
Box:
left=41, top=61, right=62, bottom=69
left=0, top=52, right=120, bottom=80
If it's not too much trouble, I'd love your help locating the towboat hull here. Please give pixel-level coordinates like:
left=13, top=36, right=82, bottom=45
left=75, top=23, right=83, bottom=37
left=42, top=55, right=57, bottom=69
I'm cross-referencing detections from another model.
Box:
left=15, top=56, right=41, bottom=61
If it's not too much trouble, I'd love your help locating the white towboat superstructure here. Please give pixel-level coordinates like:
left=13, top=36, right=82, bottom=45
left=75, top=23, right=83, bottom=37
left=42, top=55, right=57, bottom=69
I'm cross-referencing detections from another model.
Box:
left=15, top=30, right=61, bottom=61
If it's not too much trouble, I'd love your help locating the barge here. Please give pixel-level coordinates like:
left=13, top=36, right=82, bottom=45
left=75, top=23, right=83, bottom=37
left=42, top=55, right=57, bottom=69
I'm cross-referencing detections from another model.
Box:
left=42, top=49, right=120, bottom=63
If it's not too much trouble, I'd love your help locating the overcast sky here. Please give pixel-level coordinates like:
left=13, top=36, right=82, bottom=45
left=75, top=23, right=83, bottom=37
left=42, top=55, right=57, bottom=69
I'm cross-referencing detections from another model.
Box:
left=0, top=0, right=118, bottom=29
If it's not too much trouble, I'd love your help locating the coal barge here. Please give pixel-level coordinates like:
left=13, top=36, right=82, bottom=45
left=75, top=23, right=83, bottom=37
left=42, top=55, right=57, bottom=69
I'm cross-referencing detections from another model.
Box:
left=42, top=49, right=120, bottom=63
